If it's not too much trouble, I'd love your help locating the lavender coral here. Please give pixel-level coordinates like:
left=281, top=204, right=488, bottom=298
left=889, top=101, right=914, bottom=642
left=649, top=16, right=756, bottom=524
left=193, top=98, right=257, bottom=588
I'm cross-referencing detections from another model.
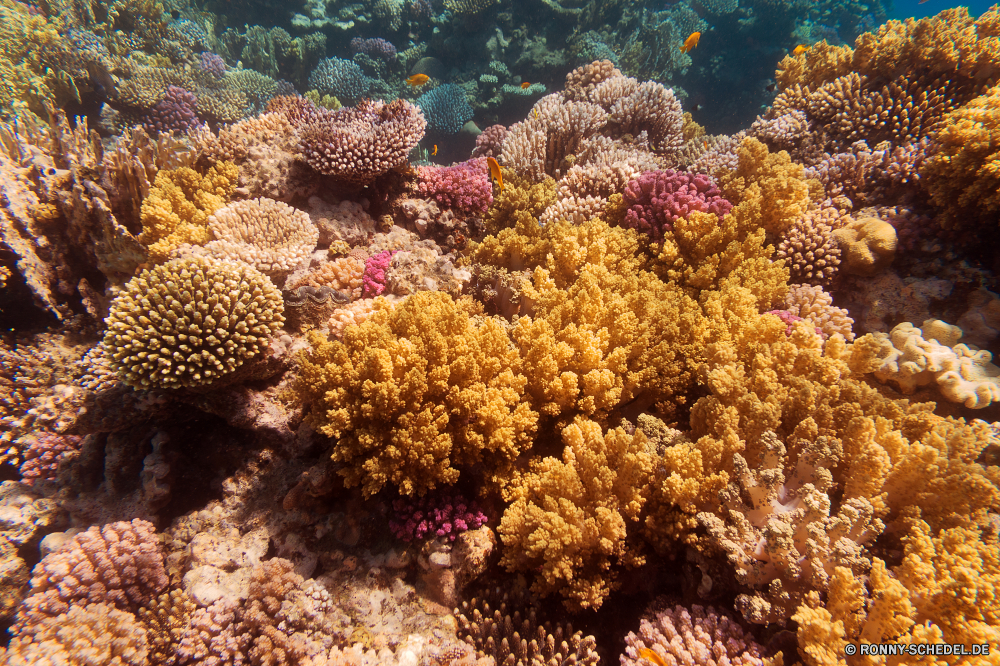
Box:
left=616, top=169, right=733, bottom=240
left=416, top=157, right=494, bottom=214
left=350, top=37, right=397, bottom=60
left=143, top=86, right=201, bottom=135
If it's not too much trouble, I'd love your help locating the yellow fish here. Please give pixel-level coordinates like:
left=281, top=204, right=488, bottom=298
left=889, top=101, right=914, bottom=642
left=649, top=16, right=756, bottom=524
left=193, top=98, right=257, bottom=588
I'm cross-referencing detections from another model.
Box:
left=533, top=108, right=538, bottom=118
left=487, top=156, right=504, bottom=192
left=793, top=44, right=809, bottom=55
left=637, top=648, right=668, bottom=666
left=432, top=144, right=437, bottom=155
left=680, top=31, right=701, bottom=53
left=406, top=73, right=430, bottom=86
left=521, top=82, right=531, bottom=89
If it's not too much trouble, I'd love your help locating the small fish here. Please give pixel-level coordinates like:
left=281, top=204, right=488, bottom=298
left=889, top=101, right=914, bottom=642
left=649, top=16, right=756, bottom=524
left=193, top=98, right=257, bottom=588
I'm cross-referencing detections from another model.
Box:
left=703, top=140, right=708, bottom=149
left=432, top=144, right=437, bottom=156
left=680, top=31, right=701, bottom=53
left=533, top=108, right=539, bottom=118
left=765, top=82, right=777, bottom=92
left=637, top=648, right=668, bottom=666
left=793, top=44, right=809, bottom=56
left=487, top=156, right=504, bottom=192
left=521, top=82, right=531, bottom=89
left=406, top=73, right=430, bottom=86
left=919, top=0, right=929, bottom=3
left=692, top=103, right=703, bottom=112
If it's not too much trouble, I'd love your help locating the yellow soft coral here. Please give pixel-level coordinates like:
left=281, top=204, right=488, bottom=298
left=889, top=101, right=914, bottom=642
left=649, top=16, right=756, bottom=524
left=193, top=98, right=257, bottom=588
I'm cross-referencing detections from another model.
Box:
left=138, top=162, right=239, bottom=263
left=481, top=172, right=557, bottom=238
left=717, top=137, right=817, bottom=236
left=296, top=291, right=538, bottom=497
left=921, top=84, right=1000, bottom=229
left=794, top=519, right=1000, bottom=666
left=775, top=40, right=855, bottom=91
left=498, top=417, right=654, bottom=612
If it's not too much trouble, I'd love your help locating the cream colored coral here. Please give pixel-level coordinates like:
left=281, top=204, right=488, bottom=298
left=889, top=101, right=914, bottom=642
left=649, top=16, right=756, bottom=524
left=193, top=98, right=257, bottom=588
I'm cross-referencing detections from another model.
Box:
left=784, top=283, right=855, bottom=341
left=287, top=257, right=365, bottom=298
left=499, top=417, right=654, bottom=611
left=103, top=257, right=284, bottom=389
left=327, top=298, right=383, bottom=338
left=195, top=198, right=318, bottom=283
left=870, top=320, right=1000, bottom=408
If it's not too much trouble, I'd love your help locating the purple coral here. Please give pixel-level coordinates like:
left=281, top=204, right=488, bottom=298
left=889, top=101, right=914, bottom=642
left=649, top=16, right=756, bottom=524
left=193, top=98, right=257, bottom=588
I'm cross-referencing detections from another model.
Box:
left=389, top=491, right=487, bottom=542
left=199, top=52, right=226, bottom=79
left=472, top=124, right=508, bottom=159
left=18, top=432, right=83, bottom=485
left=362, top=249, right=396, bottom=297
left=416, top=157, right=494, bottom=214
left=350, top=37, right=397, bottom=60
left=143, top=85, right=201, bottom=134
left=620, top=170, right=733, bottom=240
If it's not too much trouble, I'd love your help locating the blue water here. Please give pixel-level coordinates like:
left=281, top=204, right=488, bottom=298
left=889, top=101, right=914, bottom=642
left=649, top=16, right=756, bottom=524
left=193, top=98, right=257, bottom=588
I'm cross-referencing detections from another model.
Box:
left=891, top=0, right=994, bottom=19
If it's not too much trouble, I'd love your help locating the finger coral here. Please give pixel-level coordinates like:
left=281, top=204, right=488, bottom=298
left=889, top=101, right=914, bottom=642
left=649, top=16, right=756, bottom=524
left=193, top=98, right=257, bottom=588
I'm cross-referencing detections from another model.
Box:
left=138, top=162, right=239, bottom=264
left=621, top=603, right=768, bottom=666
left=298, top=98, right=426, bottom=183
left=499, top=417, right=654, bottom=611
left=297, top=291, right=538, bottom=497
left=103, top=257, right=284, bottom=389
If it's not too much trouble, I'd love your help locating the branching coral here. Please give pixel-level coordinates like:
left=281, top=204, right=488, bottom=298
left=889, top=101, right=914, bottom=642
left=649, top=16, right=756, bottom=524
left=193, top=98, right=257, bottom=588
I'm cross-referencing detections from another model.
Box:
left=138, top=162, right=239, bottom=264
left=498, top=417, right=654, bottom=611
left=611, top=169, right=733, bottom=240
left=296, top=291, right=538, bottom=497
left=103, top=257, right=285, bottom=389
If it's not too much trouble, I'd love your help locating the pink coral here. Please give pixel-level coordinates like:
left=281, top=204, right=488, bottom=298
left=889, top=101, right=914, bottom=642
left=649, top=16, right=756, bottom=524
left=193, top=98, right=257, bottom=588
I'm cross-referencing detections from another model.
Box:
left=297, top=98, right=426, bottom=183
left=389, top=491, right=487, bottom=542
left=13, top=519, right=169, bottom=631
left=361, top=249, right=396, bottom=297
left=621, top=604, right=766, bottom=666
left=620, top=170, right=733, bottom=240
left=764, top=309, right=823, bottom=337
left=17, top=432, right=83, bottom=485
left=472, top=124, right=508, bottom=158
left=416, top=157, right=494, bottom=214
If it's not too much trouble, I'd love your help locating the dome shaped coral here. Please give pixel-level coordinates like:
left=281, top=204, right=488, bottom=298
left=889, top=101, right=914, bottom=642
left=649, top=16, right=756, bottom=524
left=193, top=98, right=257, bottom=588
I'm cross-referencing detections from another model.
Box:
left=103, top=257, right=284, bottom=389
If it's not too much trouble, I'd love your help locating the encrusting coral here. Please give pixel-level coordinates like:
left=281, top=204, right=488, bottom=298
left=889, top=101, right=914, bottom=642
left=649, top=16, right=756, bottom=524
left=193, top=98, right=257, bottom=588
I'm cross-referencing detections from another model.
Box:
left=103, top=257, right=285, bottom=389
left=297, top=291, right=538, bottom=497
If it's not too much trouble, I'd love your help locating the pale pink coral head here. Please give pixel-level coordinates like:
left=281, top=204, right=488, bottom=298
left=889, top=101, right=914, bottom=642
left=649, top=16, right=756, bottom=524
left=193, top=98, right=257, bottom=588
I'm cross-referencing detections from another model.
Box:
left=621, top=169, right=733, bottom=240
left=416, top=157, right=494, bottom=214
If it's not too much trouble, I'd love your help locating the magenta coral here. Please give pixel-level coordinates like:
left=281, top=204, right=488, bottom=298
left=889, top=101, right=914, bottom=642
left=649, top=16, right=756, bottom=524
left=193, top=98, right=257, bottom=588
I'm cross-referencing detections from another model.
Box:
left=472, top=124, right=508, bottom=158
left=416, top=157, right=494, bottom=214
left=389, top=491, right=487, bottom=542
left=18, top=432, right=83, bottom=485
left=620, top=170, right=733, bottom=240
left=143, top=85, right=201, bottom=134
left=362, top=249, right=396, bottom=297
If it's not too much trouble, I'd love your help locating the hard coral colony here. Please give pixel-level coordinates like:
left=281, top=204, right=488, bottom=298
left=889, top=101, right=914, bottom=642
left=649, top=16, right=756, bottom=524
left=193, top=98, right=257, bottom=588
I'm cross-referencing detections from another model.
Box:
left=0, top=0, right=998, bottom=664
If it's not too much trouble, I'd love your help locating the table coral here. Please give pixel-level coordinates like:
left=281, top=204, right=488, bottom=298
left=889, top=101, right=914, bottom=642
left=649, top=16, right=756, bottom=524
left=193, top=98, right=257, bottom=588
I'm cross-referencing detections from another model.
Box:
left=297, top=291, right=538, bottom=497
left=103, top=257, right=285, bottom=390
left=499, top=417, right=654, bottom=611
left=138, top=162, right=239, bottom=264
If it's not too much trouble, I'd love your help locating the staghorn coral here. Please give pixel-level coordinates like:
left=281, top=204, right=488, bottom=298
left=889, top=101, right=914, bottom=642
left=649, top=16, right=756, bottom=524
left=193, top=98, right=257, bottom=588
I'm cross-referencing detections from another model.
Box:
left=775, top=208, right=845, bottom=286
left=621, top=603, right=768, bottom=666
left=138, top=162, right=239, bottom=264
left=499, top=417, right=654, bottom=611
left=297, top=291, right=538, bottom=497
left=13, top=519, right=168, bottom=631
left=298, top=99, right=426, bottom=183
left=192, top=198, right=319, bottom=284
left=921, top=83, right=1000, bottom=230
left=103, top=257, right=284, bottom=390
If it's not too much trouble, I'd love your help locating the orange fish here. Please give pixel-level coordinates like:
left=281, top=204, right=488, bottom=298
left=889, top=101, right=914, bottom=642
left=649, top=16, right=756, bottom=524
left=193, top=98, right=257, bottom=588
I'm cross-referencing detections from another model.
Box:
left=486, top=156, right=504, bottom=192
left=680, top=31, right=701, bottom=53
left=521, top=82, right=531, bottom=89
left=637, top=648, right=668, bottom=666
left=432, top=144, right=437, bottom=155
left=793, top=44, right=809, bottom=55
left=919, top=0, right=929, bottom=3
left=406, top=73, right=430, bottom=86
